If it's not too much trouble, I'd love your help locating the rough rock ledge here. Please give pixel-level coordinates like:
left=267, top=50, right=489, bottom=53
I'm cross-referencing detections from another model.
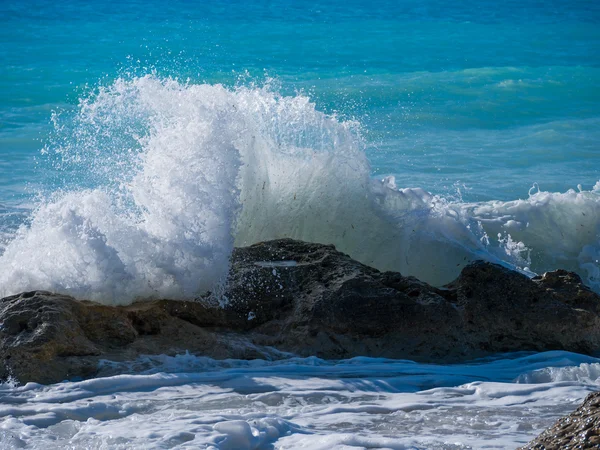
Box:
left=520, top=391, right=600, bottom=449
left=2, top=238, right=600, bottom=384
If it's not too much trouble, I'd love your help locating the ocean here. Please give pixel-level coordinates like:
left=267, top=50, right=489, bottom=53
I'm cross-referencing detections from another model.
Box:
left=1, top=0, right=599, bottom=448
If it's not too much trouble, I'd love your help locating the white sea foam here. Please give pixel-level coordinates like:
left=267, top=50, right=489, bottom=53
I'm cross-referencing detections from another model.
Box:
left=516, top=362, right=600, bottom=384
left=0, top=76, right=599, bottom=303
left=0, top=78, right=244, bottom=303
left=0, top=351, right=598, bottom=449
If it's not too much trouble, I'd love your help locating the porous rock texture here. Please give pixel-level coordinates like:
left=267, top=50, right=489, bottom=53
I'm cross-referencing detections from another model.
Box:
left=519, top=391, right=600, bottom=449
left=1, top=238, right=600, bottom=384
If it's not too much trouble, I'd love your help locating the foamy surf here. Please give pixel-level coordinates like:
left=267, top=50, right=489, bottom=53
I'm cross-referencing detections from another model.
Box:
left=0, top=76, right=598, bottom=304
left=0, top=351, right=598, bottom=449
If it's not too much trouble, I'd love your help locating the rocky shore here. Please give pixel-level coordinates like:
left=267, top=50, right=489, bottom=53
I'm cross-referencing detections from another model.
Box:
left=3, top=238, right=600, bottom=446
left=519, top=391, right=600, bottom=449
left=2, top=238, right=600, bottom=386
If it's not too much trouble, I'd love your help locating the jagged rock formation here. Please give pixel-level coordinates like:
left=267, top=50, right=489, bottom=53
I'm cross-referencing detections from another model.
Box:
left=1, top=238, right=600, bottom=384
left=520, top=391, right=600, bottom=449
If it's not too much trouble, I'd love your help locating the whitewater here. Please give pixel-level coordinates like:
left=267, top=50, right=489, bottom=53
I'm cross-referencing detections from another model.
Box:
left=0, top=77, right=599, bottom=304
left=0, top=351, right=599, bottom=449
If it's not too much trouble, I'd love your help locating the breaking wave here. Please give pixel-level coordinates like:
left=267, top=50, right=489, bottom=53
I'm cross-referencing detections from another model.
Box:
left=0, top=76, right=598, bottom=304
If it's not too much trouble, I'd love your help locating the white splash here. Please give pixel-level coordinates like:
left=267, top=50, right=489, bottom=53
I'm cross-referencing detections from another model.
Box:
left=0, top=78, right=243, bottom=304
left=0, top=76, right=599, bottom=304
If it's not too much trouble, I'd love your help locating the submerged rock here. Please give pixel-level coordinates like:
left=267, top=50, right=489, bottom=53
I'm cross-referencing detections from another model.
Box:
left=2, top=238, right=600, bottom=384
left=520, top=391, right=600, bottom=449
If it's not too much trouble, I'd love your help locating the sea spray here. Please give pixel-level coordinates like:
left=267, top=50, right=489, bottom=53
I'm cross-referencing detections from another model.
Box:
left=0, top=77, right=243, bottom=303
left=0, top=76, right=599, bottom=304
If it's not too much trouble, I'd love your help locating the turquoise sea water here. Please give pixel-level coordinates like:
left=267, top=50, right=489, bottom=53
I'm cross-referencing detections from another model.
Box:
left=2, top=0, right=599, bottom=203
left=0, top=0, right=599, bottom=297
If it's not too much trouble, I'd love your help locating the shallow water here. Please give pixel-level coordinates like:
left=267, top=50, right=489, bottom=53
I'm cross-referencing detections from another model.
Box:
left=1, top=351, right=599, bottom=449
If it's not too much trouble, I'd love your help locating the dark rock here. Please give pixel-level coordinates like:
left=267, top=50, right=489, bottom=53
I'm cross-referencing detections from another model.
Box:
left=519, top=391, right=600, bottom=449
left=2, top=238, right=600, bottom=384
left=0, top=292, right=268, bottom=384
left=226, top=239, right=465, bottom=360
left=447, top=261, right=600, bottom=355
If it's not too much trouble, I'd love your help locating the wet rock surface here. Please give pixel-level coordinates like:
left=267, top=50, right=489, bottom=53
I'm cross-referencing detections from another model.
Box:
left=2, top=238, right=600, bottom=384
left=519, top=391, right=600, bottom=449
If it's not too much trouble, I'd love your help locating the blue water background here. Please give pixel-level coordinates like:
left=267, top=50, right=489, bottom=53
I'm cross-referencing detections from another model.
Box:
left=1, top=0, right=599, bottom=208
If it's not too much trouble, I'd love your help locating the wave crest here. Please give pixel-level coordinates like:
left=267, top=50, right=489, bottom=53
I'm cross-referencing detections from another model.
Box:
left=0, top=76, right=599, bottom=304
